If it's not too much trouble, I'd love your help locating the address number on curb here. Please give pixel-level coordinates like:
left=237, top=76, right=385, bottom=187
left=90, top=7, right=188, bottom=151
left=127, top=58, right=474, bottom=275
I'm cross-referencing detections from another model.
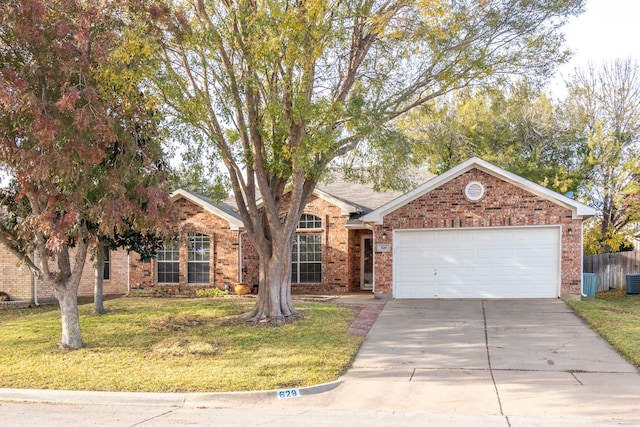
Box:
left=276, top=388, right=301, bottom=399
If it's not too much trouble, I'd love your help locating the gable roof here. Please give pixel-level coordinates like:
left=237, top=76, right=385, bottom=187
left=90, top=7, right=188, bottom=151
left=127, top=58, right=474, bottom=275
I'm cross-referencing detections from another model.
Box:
left=250, top=185, right=364, bottom=216
left=171, top=188, right=244, bottom=231
left=310, top=188, right=361, bottom=215
left=315, top=169, right=435, bottom=215
left=247, top=169, right=435, bottom=216
left=361, top=157, right=597, bottom=224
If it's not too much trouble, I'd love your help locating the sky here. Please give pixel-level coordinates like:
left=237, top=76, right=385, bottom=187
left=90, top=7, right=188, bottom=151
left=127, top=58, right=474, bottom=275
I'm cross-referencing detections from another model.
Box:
left=550, top=0, right=640, bottom=98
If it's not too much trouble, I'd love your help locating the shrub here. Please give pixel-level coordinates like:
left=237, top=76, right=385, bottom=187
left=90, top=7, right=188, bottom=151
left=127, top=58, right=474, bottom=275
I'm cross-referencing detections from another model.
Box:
left=195, top=288, right=230, bottom=297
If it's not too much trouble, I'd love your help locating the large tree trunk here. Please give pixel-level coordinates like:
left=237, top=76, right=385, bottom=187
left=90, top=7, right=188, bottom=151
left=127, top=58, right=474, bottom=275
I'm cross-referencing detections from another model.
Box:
left=245, top=241, right=299, bottom=325
left=34, top=236, right=90, bottom=350
left=94, top=241, right=105, bottom=314
left=278, top=242, right=296, bottom=317
left=240, top=173, right=314, bottom=326
left=55, top=284, right=83, bottom=349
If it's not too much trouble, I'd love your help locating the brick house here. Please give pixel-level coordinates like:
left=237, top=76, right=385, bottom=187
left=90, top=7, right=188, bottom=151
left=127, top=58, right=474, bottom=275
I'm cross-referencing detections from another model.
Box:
left=1, top=157, right=596, bottom=303
left=128, top=179, right=413, bottom=295
left=128, top=157, right=595, bottom=300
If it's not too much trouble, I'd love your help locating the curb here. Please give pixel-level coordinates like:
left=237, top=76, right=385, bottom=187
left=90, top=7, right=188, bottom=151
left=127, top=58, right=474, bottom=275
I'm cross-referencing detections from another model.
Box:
left=184, top=380, right=342, bottom=407
left=0, top=381, right=343, bottom=408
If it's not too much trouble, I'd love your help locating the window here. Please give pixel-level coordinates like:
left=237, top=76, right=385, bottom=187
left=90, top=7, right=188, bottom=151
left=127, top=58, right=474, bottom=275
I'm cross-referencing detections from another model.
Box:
left=157, top=240, right=180, bottom=284
left=103, top=247, right=110, bottom=280
left=291, top=214, right=322, bottom=283
left=188, top=234, right=210, bottom=284
left=298, top=213, right=322, bottom=229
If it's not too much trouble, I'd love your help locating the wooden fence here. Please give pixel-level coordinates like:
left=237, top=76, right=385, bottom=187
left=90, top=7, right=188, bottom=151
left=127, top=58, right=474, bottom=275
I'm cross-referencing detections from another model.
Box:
left=583, top=251, right=640, bottom=292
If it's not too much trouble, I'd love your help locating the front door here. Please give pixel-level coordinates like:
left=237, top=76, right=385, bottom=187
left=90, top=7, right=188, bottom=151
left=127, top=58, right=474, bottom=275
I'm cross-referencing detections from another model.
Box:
left=361, top=236, right=373, bottom=290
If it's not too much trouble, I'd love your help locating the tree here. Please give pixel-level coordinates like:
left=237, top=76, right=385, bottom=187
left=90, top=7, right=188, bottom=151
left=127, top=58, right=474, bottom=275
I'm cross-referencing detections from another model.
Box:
left=0, top=0, right=172, bottom=348
left=167, top=162, right=229, bottom=201
left=93, top=227, right=168, bottom=314
left=403, top=80, right=585, bottom=193
left=563, top=59, right=640, bottom=253
left=143, top=0, right=583, bottom=324
left=88, top=91, right=173, bottom=315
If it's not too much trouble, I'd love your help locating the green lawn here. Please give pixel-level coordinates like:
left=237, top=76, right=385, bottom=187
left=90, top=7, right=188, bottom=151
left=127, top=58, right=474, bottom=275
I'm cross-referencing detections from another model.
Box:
left=0, top=297, right=363, bottom=392
left=566, top=289, right=640, bottom=367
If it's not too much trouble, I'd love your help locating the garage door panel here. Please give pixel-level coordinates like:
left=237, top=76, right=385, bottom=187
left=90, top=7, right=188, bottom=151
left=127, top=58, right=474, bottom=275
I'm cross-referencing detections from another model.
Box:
left=453, top=248, right=476, bottom=261
left=394, top=227, right=560, bottom=299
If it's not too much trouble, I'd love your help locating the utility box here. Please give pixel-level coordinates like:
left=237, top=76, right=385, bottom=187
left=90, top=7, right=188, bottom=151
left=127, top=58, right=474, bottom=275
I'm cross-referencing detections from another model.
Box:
left=583, top=273, right=596, bottom=298
left=626, top=274, right=640, bottom=295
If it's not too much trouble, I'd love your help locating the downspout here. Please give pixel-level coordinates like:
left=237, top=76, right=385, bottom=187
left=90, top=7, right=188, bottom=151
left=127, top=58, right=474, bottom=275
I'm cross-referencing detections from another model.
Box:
left=213, top=233, right=217, bottom=288
left=580, top=224, right=587, bottom=297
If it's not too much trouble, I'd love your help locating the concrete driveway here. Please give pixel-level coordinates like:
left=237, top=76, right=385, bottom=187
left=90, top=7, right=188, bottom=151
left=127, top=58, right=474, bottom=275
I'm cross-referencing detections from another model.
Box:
left=329, top=299, right=640, bottom=423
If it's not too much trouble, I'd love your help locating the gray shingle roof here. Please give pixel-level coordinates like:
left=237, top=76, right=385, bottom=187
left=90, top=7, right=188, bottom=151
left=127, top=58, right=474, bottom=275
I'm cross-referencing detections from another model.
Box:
left=208, top=168, right=436, bottom=224
left=180, top=188, right=242, bottom=220
left=317, top=180, right=395, bottom=212
left=315, top=169, right=435, bottom=226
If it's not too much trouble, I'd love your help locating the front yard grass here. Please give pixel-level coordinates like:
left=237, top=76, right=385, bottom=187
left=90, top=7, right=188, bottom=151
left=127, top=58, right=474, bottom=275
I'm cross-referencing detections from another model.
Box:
left=566, top=289, right=640, bottom=367
left=0, top=297, right=363, bottom=392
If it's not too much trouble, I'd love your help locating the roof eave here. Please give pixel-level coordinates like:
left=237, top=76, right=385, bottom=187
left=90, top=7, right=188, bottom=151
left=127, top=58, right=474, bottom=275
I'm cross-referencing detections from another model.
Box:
left=344, top=220, right=373, bottom=230
left=313, top=188, right=360, bottom=215
left=170, top=189, right=244, bottom=231
left=256, top=188, right=360, bottom=215
left=361, top=157, right=597, bottom=223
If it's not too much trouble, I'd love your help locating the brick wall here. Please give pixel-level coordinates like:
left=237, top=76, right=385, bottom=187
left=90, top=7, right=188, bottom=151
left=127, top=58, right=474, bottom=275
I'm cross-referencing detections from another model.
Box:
left=128, top=197, right=241, bottom=292
left=280, top=193, right=353, bottom=294
left=121, top=192, right=378, bottom=295
left=373, top=169, right=583, bottom=298
left=75, top=249, right=129, bottom=297
left=0, top=245, right=33, bottom=300
left=0, top=244, right=129, bottom=302
left=127, top=192, right=359, bottom=294
left=39, top=247, right=130, bottom=301
left=241, top=193, right=355, bottom=294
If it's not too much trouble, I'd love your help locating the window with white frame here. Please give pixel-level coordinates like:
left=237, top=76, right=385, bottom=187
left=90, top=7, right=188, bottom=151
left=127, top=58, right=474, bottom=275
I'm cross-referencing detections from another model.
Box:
left=157, top=240, right=180, bottom=284
left=298, top=213, right=322, bottom=229
left=291, top=214, right=322, bottom=284
left=188, top=233, right=210, bottom=284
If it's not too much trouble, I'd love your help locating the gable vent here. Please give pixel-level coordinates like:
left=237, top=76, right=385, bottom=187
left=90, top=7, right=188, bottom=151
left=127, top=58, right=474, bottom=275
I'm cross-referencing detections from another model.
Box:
left=465, top=181, right=485, bottom=201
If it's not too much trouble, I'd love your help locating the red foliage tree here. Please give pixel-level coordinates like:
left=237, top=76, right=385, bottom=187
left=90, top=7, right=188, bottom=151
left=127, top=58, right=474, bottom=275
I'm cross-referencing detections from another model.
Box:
left=0, top=0, right=173, bottom=348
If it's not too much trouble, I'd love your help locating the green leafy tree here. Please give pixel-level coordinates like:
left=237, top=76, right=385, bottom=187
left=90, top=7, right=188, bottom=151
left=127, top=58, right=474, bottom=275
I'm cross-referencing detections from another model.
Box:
left=403, top=80, right=584, bottom=193
left=88, top=91, right=173, bottom=315
left=0, top=0, right=172, bottom=348
left=167, top=162, right=229, bottom=201
left=143, top=0, right=583, bottom=324
left=563, top=59, right=640, bottom=253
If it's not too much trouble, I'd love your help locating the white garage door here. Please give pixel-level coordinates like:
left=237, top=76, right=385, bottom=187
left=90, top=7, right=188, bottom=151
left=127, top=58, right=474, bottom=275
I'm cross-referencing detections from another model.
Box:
left=394, top=227, right=560, bottom=299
